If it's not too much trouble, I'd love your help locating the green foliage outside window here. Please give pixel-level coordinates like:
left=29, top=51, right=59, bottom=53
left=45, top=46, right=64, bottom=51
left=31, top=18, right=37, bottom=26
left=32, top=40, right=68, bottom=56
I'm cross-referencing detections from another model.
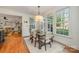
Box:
left=56, top=8, right=70, bottom=36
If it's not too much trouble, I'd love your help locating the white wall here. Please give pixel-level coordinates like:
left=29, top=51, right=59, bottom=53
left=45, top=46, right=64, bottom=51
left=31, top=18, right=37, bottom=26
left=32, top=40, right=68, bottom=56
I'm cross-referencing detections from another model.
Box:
left=0, top=8, right=31, bottom=37
left=53, top=6, right=79, bottom=49
left=22, top=16, right=30, bottom=37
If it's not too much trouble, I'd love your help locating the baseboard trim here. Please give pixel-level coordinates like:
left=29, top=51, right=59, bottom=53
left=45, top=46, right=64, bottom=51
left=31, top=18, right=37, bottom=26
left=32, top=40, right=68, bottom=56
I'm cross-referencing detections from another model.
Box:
left=23, top=36, right=29, bottom=38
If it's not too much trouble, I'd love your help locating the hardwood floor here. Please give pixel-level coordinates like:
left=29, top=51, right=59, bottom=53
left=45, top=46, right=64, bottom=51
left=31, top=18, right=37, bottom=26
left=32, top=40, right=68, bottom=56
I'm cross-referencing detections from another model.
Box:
left=64, top=46, right=79, bottom=53
left=0, top=32, right=30, bottom=53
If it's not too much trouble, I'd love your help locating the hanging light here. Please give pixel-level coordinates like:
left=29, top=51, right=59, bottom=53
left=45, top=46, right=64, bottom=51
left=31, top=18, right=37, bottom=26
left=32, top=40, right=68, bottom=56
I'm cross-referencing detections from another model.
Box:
left=35, top=6, right=43, bottom=21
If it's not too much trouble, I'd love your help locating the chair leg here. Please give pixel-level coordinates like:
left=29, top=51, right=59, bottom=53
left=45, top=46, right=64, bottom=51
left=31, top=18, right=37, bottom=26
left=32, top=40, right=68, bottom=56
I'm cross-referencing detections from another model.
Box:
left=51, top=39, right=53, bottom=43
left=44, top=40, right=47, bottom=51
left=31, top=39, right=33, bottom=43
left=45, top=43, right=46, bottom=51
left=34, top=40, right=36, bottom=47
left=39, top=41, right=41, bottom=49
left=49, top=42, right=51, bottom=48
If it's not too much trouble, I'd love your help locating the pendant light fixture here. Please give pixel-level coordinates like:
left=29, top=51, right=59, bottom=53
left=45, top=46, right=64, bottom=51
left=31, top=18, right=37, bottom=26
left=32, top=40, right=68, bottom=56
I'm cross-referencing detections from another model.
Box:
left=35, top=6, right=43, bottom=22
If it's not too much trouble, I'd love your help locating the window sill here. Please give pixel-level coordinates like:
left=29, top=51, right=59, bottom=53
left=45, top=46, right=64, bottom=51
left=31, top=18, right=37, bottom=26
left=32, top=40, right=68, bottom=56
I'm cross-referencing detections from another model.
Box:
left=54, top=34, right=72, bottom=39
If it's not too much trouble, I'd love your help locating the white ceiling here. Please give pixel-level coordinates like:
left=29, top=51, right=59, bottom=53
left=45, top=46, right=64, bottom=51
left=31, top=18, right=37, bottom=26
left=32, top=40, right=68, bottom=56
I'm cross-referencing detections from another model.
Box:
left=0, top=6, right=54, bottom=16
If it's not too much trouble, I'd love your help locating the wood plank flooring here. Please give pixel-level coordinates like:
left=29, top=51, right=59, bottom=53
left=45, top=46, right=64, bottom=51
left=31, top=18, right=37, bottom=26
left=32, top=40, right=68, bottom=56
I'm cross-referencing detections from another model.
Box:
left=0, top=32, right=30, bottom=53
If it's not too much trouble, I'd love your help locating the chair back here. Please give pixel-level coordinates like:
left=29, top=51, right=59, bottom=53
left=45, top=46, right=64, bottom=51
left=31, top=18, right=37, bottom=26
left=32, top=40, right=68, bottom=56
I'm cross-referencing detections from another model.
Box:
left=45, top=32, right=52, bottom=40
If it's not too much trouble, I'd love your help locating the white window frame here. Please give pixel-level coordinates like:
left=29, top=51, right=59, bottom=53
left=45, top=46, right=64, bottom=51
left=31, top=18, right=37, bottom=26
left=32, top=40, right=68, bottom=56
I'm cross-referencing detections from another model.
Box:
left=56, top=7, right=70, bottom=37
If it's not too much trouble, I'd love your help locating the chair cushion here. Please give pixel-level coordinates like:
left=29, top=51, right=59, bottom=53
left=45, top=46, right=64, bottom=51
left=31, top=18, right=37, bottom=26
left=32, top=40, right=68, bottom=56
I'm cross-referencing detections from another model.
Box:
left=46, top=39, right=51, bottom=43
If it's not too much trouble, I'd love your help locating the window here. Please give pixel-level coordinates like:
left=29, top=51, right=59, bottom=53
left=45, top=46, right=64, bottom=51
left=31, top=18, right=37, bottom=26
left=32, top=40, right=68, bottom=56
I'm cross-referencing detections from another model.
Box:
left=56, top=8, right=70, bottom=36
left=47, top=16, right=53, bottom=32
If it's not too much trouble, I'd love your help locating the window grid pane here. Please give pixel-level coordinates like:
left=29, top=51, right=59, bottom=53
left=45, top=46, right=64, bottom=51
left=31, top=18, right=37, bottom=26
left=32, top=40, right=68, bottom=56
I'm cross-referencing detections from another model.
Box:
left=56, top=8, right=70, bottom=36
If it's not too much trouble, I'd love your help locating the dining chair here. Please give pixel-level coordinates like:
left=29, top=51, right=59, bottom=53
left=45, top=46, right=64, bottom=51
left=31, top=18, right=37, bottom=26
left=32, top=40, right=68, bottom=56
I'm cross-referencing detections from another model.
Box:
left=39, top=34, right=54, bottom=51
left=34, top=32, right=40, bottom=47
left=30, top=32, right=34, bottom=43
left=30, top=31, right=37, bottom=44
left=50, top=35, right=54, bottom=43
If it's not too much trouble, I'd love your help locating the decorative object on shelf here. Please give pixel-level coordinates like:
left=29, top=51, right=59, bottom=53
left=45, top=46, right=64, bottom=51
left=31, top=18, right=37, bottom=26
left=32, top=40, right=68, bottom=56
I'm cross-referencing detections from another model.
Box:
left=4, top=16, right=8, bottom=20
left=4, top=16, right=9, bottom=26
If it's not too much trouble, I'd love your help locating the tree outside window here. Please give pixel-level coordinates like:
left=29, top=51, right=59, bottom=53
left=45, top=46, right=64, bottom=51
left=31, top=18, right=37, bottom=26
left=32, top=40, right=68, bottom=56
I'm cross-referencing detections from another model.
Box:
left=56, top=8, right=70, bottom=36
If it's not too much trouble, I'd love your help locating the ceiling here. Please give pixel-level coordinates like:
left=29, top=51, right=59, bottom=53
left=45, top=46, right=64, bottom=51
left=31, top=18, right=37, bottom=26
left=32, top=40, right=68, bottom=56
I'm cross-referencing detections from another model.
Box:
left=0, top=6, right=54, bottom=16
